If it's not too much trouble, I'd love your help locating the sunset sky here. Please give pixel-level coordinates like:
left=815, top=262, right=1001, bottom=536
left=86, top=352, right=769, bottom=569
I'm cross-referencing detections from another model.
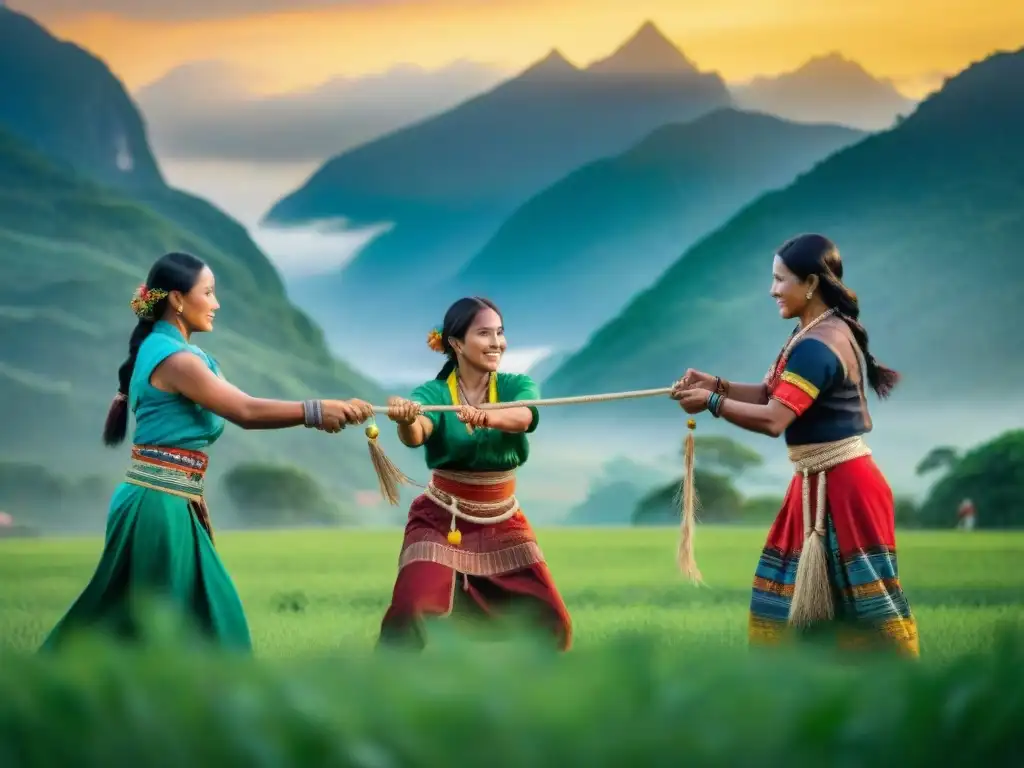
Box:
left=10, top=0, right=1024, bottom=98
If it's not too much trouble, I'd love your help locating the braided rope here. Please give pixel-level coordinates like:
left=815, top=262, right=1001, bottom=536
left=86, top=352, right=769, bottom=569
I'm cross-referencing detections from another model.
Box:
left=368, top=386, right=673, bottom=413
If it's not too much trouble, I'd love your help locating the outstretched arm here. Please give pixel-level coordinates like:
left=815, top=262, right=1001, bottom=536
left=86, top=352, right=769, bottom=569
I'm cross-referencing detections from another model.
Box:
left=677, top=340, right=838, bottom=438
left=672, top=369, right=769, bottom=404
left=721, top=381, right=770, bottom=405
left=155, top=352, right=367, bottom=430
left=717, top=398, right=796, bottom=438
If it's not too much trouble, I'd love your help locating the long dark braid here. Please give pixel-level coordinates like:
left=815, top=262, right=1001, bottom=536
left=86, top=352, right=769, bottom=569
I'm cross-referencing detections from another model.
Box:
left=777, top=234, right=899, bottom=399
left=102, top=252, right=206, bottom=446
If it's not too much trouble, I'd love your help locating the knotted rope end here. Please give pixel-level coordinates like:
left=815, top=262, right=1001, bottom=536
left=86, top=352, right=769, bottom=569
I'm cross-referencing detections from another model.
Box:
left=366, top=423, right=413, bottom=506
left=676, top=420, right=702, bottom=585
left=788, top=530, right=834, bottom=627
left=789, top=469, right=834, bottom=627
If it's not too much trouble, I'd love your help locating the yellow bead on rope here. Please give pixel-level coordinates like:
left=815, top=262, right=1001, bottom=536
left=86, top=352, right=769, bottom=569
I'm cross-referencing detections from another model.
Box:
left=687, top=419, right=696, bottom=430
left=447, top=529, right=462, bottom=546
left=365, top=423, right=380, bottom=440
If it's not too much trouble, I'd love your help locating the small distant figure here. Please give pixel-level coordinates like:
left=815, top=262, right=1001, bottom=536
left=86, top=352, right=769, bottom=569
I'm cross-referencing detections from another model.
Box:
left=957, top=498, right=977, bottom=531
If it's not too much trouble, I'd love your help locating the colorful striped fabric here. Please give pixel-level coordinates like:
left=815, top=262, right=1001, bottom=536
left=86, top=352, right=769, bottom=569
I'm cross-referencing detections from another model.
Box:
left=749, top=515, right=920, bottom=656
left=124, top=445, right=209, bottom=501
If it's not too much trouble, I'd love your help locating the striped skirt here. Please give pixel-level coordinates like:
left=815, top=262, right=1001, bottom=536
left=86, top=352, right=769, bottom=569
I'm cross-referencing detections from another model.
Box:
left=748, top=447, right=920, bottom=656
left=378, top=469, right=572, bottom=651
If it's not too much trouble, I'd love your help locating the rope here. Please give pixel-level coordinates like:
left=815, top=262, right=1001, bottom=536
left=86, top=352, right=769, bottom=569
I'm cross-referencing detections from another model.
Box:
left=368, top=386, right=673, bottom=413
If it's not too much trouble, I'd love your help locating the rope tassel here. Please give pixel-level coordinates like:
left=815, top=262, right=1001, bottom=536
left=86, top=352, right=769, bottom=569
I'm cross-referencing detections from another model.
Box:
left=788, top=469, right=834, bottom=627
left=677, top=419, right=702, bottom=584
left=352, top=383, right=708, bottom=585
left=364, top=422, right=414, bottom=506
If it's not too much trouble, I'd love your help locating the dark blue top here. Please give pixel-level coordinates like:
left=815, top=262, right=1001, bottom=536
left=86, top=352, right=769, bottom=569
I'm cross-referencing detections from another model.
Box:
left=767, top=317, right=872, bottom=447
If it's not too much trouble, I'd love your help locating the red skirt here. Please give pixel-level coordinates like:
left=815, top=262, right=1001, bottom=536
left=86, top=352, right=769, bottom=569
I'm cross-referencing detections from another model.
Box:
left=748, top=455, right=920, bottom=656
left=377, top=477, right=572, bottom=651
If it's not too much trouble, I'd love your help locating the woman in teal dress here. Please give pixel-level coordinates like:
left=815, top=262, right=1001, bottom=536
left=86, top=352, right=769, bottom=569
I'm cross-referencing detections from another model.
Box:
left=41, top=251, right=374, bottom=652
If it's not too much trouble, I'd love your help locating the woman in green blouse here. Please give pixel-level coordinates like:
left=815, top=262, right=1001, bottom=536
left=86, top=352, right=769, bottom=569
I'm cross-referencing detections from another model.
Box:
left=377, top=297, right=572, bottom=650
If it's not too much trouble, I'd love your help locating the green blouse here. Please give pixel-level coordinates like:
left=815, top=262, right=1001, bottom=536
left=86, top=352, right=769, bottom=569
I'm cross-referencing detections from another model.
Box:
left=411, top=371, right=540, bottom=472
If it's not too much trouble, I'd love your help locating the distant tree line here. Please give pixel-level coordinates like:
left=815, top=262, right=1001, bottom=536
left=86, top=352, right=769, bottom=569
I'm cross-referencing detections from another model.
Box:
left=568, top=430, right=1024, bottom=530
left=0, top=460, right=357, bottom=536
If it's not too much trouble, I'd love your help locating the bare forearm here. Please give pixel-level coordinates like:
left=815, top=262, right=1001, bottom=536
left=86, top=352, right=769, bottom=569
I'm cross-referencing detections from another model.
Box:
left=396, top=416, right=430, bottom=447
left=725, top=382, right=770, bottom=405
left=233, top=398, right=307, bottom=430
left=484, top=406, right=534, bottom=433
left=717, top=398, right=785, bottom=437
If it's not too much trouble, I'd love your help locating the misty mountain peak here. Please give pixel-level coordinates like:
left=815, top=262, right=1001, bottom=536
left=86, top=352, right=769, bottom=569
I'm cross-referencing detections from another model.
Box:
left=587, top=20, right=699, bottom=75
left=520, top=48, right=578, bottom=79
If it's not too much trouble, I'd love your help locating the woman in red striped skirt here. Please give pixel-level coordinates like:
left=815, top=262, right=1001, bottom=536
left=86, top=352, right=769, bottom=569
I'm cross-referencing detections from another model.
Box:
left=376, top=297, right=572, bottom=651
left=671, top=233, right=919, bottom=656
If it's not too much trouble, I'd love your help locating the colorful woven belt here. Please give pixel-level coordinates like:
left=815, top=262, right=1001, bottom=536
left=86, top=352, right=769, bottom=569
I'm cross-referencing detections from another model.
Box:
left=124, top=445, right=209, bottom=501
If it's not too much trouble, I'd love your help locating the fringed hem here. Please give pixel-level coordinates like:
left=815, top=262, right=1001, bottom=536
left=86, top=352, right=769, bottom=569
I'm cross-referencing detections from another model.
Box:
left=398, top=540, right=546, bottom=577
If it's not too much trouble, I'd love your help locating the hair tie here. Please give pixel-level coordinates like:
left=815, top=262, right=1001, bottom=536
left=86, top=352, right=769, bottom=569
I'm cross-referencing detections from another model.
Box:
left=426, top=327, right=444, bottom=353
left=129, top=283, right=168, bottom=320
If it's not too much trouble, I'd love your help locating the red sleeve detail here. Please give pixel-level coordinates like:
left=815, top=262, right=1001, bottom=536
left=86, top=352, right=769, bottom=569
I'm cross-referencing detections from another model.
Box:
left=772, top=381, right=815, bottom=416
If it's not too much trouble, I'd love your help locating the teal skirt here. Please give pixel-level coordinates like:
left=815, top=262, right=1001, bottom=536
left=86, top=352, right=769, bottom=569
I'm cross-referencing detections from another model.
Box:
left=40, top=482, right=252, bottom=652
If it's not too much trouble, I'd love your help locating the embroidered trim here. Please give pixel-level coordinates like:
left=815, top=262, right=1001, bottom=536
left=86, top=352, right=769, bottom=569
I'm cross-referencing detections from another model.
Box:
left=124, top=445, right=208, bottom=501
left=399, top=540, right=546, bottom=576
left=779, top=370, right=820, bottom=398
left=446, top=370, right=498, bottom=406
left=771, top=381, right=815, bottom=416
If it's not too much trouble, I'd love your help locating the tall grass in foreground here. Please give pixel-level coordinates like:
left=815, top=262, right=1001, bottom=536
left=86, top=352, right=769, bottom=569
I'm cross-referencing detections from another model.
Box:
left=1, top=608, right=1021, bottom=767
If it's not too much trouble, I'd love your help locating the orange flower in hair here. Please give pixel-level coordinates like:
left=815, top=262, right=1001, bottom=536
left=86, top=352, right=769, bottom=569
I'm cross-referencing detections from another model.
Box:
left=426, top=328, right=444, bottom=353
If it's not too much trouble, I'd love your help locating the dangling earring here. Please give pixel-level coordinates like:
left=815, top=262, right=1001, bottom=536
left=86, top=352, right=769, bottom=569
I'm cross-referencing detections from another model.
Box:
left=805, top=290, right=813, bottom=301
left=177, top=305, right=184, bottom=314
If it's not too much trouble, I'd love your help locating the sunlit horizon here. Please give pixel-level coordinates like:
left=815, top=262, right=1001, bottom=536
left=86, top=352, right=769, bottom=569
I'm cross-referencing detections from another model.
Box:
left=11, top=0, right=1023, bottom=100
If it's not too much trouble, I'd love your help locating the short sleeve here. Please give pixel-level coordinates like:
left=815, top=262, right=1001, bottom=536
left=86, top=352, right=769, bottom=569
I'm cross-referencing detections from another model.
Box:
left=771, top=338, right=839, bottom=416
left=197, top=348, right=223, bottom=378
left=130, top=333, right=188, bottom=407
left=499, top=373, right=540, bottom=433
left=409, top=380, right=447, bottom=431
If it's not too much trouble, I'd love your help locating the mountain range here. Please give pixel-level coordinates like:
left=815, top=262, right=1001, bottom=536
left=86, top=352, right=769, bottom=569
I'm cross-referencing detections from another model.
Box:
left=0, top=7, right=388, bottom=514
left=135, top=59, right=506, bottom=163
left=262, top=21, right=733, bottom=370
left=732, top=53, right=917, bottom=131
left=543, top=47, right=1024, bottom=413
left=449, top=108, right=865, bottom=350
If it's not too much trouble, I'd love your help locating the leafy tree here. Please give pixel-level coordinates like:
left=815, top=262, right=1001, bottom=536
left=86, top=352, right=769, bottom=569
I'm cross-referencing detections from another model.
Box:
left=221, top=463, right=350, bottom=528
left=692, top=436, right=764, bottom=478
left=632, top=469, right=743, bottom=525
left=631, top=437, right=764, bottom=526
left=915, top=446, right=960, bottom=477
left=917, top=430, right=1024, bottom=529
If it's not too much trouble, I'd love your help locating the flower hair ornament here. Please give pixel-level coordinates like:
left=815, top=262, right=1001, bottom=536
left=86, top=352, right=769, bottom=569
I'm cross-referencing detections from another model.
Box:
left=130, top=283, right=169, bottom=320
left=426, top=327, right=444, bottom=353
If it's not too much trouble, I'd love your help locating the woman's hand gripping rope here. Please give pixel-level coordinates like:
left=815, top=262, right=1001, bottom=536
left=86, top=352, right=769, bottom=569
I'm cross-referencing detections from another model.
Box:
left=357, top=383, right=702, bottom=584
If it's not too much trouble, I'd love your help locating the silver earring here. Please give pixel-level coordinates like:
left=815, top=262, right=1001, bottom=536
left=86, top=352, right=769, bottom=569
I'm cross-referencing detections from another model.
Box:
left=805, top=291, right=813, bottom=300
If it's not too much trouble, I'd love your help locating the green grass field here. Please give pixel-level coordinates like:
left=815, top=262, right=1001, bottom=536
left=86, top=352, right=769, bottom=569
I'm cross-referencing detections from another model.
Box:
left=2, top=526, right=1022, bottom=658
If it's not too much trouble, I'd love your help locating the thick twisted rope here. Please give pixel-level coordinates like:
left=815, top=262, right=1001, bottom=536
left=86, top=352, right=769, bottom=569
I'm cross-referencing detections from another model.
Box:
left=360, top=382, right=700, bottom=584
left=368, top=386, right=673, bottom=412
